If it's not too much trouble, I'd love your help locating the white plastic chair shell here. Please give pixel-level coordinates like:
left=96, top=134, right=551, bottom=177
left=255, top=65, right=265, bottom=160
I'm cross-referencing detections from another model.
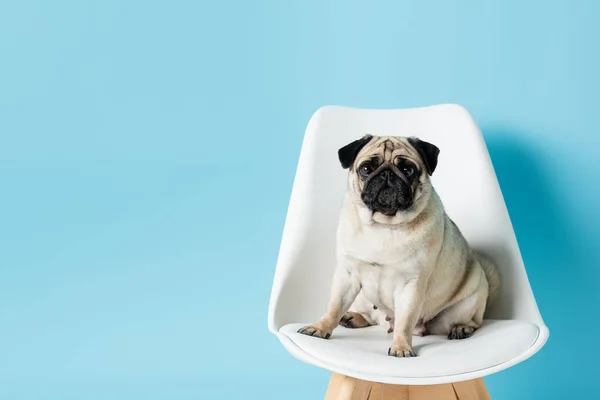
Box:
left=268, top=104, right=549, bottom=385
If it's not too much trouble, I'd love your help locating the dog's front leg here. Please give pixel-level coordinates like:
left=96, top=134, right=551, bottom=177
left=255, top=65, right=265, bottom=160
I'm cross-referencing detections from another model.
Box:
left=388, top=279, right=425, bottom=357
left=297, top=262, right=361, bottom=339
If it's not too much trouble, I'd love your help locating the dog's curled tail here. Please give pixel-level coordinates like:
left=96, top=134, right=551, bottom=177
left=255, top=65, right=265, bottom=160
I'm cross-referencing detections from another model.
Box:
left=476, top=252, right=501, bottom=303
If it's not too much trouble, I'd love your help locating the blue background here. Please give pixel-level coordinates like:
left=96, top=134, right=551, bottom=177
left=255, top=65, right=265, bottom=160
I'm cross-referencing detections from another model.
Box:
left=1, top=1, right=599, bottom=399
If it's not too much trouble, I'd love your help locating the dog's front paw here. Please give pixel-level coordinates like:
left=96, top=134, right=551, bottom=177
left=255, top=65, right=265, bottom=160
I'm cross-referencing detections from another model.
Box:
left=388, top=343, right=416, bottom=358
left=297, top=325, right=331, bottom=339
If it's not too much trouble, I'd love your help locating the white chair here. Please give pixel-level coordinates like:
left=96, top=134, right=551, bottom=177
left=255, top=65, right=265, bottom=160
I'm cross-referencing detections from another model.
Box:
left=268, top=104, right=549, bottom=399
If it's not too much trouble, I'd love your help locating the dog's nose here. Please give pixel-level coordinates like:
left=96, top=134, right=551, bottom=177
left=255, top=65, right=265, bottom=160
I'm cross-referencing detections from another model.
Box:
left=381, top=169, right=395, bottom=184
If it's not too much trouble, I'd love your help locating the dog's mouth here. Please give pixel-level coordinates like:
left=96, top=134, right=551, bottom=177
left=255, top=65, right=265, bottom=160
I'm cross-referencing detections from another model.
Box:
left=376, top=188, right=409, bottom=215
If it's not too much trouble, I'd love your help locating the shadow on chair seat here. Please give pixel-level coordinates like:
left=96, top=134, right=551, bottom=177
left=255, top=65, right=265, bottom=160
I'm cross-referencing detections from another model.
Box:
left=279, top=320, right=540, bottom=384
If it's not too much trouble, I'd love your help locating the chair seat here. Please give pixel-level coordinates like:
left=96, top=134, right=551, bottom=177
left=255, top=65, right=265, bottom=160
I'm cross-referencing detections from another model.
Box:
left=279, top=320, right=539, bottom=383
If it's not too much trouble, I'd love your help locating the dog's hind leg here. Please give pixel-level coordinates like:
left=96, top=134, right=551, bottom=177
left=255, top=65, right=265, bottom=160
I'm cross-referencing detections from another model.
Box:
left=339, top=291, right=377, bottom=329
left=340, top=311, right=373, bottom=328
left=427, top=263, right=490, bottom=339
left=447, top=294, right=487, bottom=340
left=426, top=290, right=485, bottom=339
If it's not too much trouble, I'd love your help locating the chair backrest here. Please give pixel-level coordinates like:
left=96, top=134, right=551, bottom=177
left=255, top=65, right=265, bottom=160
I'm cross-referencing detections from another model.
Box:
left=268, top=104, right=545, bottom=333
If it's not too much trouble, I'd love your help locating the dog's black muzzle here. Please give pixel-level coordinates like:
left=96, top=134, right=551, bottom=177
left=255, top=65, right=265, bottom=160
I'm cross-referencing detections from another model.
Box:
left=360, top=163, right=413, bottom=215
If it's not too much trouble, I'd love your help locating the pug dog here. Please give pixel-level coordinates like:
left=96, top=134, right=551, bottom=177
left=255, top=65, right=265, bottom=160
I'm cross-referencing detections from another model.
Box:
left=297, top=135, right=500, bottom=357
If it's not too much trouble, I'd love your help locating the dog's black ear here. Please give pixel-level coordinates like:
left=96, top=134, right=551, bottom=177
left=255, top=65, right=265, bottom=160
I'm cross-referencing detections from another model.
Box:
left=338, top=135, right=373, bottom=169
left=408, top=137, right=440, bottom=175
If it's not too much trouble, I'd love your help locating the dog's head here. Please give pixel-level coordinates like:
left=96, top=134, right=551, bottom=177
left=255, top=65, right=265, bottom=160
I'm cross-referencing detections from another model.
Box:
left=338, top=135, right=439, bottom=220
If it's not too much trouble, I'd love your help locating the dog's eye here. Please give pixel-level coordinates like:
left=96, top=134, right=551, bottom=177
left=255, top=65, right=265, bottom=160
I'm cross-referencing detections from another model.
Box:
left=359, top=162, right=374, bottom=176
left=396, top=158, right=417, bottom=177
left=403, top=166, right=415, bottom=177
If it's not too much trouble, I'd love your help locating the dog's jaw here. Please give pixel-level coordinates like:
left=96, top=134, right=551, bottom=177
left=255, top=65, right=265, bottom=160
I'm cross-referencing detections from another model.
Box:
left=355, top=195, right=431, bottom=226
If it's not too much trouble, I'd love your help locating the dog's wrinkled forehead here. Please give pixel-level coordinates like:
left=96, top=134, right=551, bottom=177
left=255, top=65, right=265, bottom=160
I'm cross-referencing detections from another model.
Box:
left=338, top=135, right=440, bottom=175
left=357, top=137, right=419, bottom=163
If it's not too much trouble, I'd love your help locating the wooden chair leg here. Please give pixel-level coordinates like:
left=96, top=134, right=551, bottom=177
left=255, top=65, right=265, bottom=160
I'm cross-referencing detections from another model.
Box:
left=325, top=373, right=346, bottom=400
left=325, top=374, right=491, bottom=400
left=325, top=373, right=373, bottom=400
left=451, top=379, right=491, bottom=400
left=409, top=383, right=457, bottom=400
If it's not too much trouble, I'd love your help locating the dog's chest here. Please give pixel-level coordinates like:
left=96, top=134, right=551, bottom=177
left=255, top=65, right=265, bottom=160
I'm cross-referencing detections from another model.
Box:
left=341, top=225, right=416, bottom=266
left=342, top=226, right=423, bottom=308
left=354, top=261, right=416, bottom=313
